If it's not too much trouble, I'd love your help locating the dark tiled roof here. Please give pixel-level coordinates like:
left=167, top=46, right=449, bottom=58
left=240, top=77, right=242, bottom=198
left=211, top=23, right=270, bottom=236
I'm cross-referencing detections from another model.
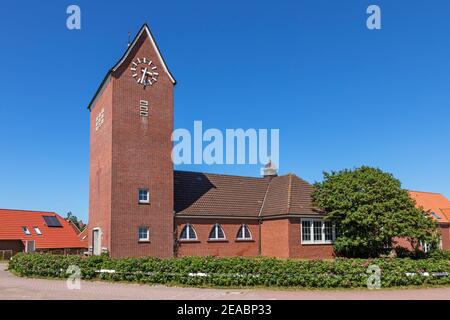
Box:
left=174, top=171, right=321, bottom=217
left=260, top=174, right=319, bottom=216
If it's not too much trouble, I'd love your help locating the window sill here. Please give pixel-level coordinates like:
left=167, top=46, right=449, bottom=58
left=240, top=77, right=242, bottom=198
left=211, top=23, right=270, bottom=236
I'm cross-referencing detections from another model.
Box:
left=138, top=202, right=150, bottom=205
left=179, top=239, right=200, bottom=243
left=207, top=239, right=228, bottom=243
left=138, top=240, right=150, bottom=243
left=301, top=242, right=333, bottom=246
left=235, top=239, right=254, bottom=242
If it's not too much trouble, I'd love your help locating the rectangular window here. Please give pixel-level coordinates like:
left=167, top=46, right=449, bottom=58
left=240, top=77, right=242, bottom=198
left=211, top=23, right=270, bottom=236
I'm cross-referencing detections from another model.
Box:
left=33, top=227, right=42, bottom=235
left=313, top=221, right=322, bottom=241
left=301, top=220, right=311, bottom=242
left=138, top=189, right=150, bottom=204
left=301, top=219, right=335, bottom=244
left=138, top=227, right=149, bottom=242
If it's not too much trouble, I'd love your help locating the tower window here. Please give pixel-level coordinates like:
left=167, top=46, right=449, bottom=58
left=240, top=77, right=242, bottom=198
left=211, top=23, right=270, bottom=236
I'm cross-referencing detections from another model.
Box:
left=95, top=108, right=105, bottom=131
left=138, top=189, right=150, bottom=204
left=139, top=100, right=149, bottom=117
left=138, top=227, right=149, bottom=242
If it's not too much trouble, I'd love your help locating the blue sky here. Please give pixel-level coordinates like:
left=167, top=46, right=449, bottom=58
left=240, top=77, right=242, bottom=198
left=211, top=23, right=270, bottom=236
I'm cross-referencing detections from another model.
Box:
left=0, top=1, right=449, bottom=222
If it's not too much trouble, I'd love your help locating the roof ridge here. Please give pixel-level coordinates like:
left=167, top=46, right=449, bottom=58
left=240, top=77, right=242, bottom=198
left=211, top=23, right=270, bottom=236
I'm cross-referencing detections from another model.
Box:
left=174, top=169, right=264, bottom=180
left=0, top=208, right=57, bottom=214
left=286, top=174, right=293, bottom=214
left=408, top=190, right=443, bottom=195
left=258, top=179, right=272, bottom=217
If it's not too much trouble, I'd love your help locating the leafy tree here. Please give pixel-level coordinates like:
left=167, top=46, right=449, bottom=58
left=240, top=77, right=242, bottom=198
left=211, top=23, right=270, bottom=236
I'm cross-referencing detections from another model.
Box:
left=312, top=166, right=438, bottom=258
left=66, top=211, right=86, bottom=232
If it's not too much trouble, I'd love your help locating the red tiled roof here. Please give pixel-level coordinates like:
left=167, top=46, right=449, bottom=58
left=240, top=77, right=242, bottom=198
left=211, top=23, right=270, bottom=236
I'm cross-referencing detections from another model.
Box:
left=0, top=209, right=87, bottom=249
left=78, top=227, right=88, bottom=245
left=408, top=191, right=450, bottom=223
left=174, top=171, right=321, bottom=217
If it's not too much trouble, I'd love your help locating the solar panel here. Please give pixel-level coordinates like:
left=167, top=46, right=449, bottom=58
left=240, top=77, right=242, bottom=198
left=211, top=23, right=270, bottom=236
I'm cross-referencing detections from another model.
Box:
left=42, top=215, right=62, bottom=227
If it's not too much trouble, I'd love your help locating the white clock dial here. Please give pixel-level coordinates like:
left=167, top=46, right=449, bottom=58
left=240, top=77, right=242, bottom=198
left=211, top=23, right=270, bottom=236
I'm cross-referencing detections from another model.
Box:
left=130, top=57, right=159, bottom=87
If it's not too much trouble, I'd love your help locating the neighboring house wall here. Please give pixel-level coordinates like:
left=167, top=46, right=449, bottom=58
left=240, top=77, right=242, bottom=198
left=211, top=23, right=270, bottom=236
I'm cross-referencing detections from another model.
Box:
left=175, top=218, right=259, bottom=257
left=440, top=225, right=450, bottom=250
left=0, top=240, right=24, bottom=258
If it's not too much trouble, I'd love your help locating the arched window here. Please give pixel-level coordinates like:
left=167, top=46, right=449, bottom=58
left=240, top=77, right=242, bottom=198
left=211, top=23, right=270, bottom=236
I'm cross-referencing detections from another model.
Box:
left=179, top=224, right=197, bottom=240
left=236, top=224, right=252, bottom=240
left=208, top=223, right=226, bottom=240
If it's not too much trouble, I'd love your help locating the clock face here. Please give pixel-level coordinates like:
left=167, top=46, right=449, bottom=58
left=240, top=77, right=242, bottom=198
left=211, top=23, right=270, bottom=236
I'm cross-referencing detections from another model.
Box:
left=130, top=57, right=159, bottom=87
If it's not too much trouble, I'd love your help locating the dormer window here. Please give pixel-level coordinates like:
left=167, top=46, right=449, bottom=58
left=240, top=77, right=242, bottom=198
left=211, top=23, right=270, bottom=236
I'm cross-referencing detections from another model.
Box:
left=431, top=212, right=442, bottom=220
left=33, top=227, right=42, bottom=235
left=21, top=226, right=31, bottom=235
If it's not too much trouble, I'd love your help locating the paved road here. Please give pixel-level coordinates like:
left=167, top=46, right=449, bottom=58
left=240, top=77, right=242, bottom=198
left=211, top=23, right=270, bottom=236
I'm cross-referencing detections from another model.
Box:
left=0, top=263, right=449, bottom=300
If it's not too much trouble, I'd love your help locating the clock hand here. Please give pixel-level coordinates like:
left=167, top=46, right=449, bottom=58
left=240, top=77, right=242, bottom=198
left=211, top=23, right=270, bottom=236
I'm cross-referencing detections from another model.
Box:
left=140, top=67, right=149, bottom=84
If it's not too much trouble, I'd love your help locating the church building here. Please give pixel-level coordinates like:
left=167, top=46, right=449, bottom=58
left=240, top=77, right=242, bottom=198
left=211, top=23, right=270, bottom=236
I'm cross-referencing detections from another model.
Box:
left=87, top=23, right=450, bottom=259
left=87, top=23, right=334, bottom=259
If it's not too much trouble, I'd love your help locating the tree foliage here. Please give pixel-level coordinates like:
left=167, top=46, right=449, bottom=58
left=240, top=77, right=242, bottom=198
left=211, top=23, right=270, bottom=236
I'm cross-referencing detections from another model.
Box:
left=66, top=211, right=86, bottom=232
left=312, top=166, right=438, bottom=258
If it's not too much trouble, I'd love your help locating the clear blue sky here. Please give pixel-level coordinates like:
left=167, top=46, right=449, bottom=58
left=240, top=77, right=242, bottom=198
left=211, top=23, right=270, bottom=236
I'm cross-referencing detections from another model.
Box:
left=1, top=1, right=449, bottom=222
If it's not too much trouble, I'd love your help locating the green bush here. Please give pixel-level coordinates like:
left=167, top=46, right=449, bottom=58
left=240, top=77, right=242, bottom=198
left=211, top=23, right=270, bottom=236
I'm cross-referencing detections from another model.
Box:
left=8, top=253, right=450, bottom=288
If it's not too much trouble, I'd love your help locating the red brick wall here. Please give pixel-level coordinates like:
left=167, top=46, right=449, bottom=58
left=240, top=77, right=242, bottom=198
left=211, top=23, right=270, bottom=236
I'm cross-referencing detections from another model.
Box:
left=175, top=218, right=259, bottom=257
left=89, top=30, right=174, bottom=258
left=109, top=32, right=174, bottom=258
left=288, top=218, right=335, bottom=259
left=439, top=224, right=450, bottom=250
left=88, top=80, right=113, bottom=253
left=260, top=218, right=290, bottom=258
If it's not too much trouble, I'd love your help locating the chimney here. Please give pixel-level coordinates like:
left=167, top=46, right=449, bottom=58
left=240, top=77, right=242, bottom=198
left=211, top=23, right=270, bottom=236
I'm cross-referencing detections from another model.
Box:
left=261, top=159, right=278, bottom=178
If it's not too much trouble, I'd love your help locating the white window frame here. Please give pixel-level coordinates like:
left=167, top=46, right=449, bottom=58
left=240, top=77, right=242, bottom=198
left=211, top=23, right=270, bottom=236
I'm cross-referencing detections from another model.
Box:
left=179, top=224, right=198, bottom=241
left=138, top=226, right=150, bottom=242
left=33, top=227, right=42, bottom=235
left=301, top=218, right=335, bottom=244
left=21, top=226, right=31, bottom=235
left=138, top=188, right=150, bottom=204
left=236, top=224, right=253, bottom=240
left=209, top=223, right=226, bottom=240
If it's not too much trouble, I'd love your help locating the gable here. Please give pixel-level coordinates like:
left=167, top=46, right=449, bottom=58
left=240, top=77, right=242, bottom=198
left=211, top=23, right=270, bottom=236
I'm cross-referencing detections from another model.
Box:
left=88, top=23, right=176, bottom=110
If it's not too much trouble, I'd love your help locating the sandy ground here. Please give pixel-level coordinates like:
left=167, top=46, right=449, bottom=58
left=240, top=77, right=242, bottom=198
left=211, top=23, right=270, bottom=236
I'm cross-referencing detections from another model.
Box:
left=0, top=263, right=449, bottom=300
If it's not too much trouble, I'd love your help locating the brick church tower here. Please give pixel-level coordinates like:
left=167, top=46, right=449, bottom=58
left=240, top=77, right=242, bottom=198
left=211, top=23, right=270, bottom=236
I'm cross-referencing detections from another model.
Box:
left=87, top=24, right=176, bottom=258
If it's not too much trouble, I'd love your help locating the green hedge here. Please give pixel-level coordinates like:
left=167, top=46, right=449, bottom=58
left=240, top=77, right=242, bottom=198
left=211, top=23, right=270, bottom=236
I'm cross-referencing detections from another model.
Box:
left=8, top=253, right=450, bottom=288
